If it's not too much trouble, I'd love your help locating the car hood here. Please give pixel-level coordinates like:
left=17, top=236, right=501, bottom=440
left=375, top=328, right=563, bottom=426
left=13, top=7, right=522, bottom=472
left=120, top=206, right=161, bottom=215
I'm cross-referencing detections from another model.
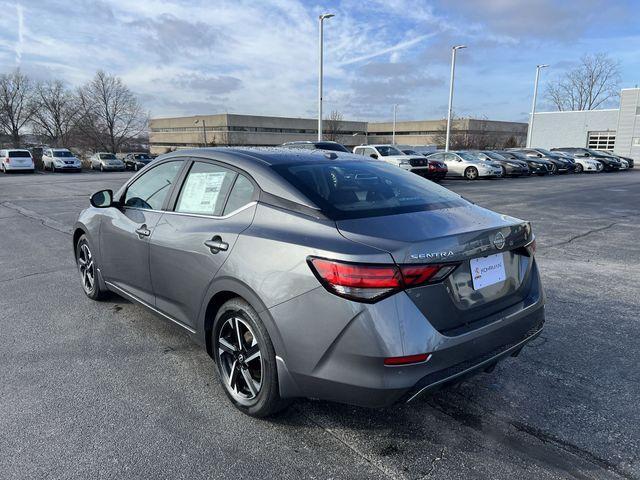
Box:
left=336, top=203, right=529, bottom=264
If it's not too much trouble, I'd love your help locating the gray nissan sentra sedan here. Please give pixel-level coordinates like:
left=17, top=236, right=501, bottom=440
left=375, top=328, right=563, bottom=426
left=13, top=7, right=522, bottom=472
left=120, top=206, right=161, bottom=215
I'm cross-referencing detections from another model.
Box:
left=74, top=148, right=545, bottom=417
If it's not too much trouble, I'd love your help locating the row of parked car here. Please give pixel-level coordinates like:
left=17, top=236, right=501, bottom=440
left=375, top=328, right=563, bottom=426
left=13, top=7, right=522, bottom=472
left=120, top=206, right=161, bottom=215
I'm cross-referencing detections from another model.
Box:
left=279, top=141, right=635, bottom=181
left=0, top=147, right=154, bottom=174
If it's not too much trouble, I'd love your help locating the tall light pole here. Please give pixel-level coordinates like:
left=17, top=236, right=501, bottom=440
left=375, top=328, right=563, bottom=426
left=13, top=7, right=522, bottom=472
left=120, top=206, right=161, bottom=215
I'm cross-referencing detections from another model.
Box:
left=392, top=104, right=397, bottom=145
left=318, top=13, right=334, bottom=141
left=526, top=64, right=549, bottom=148
left=445, top=45, right=466, bottom=152
left=194, top=118, right=207, bottom=146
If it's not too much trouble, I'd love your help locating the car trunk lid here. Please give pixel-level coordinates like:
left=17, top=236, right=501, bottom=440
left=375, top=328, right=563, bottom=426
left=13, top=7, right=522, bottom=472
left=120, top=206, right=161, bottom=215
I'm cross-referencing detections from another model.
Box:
left=336, top=204, right=534, bottom=333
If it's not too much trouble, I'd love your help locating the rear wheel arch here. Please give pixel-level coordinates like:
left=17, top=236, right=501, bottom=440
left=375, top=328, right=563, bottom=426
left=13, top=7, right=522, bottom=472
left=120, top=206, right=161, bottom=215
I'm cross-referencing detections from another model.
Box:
left=202, top=279, right=282, bottom=359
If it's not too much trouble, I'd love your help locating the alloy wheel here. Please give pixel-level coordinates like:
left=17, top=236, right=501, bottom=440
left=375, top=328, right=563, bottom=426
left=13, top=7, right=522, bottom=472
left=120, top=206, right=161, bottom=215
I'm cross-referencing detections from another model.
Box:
left=217, top=316, right=263, bottom=405
left=77, top=242, right=95, bottom=294
left=465, top=167, right=478, bottom=180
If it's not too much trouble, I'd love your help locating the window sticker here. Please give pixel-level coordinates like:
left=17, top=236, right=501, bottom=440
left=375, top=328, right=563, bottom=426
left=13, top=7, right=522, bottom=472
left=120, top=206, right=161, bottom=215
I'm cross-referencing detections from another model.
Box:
left=178, top=171, right=227, bottom=214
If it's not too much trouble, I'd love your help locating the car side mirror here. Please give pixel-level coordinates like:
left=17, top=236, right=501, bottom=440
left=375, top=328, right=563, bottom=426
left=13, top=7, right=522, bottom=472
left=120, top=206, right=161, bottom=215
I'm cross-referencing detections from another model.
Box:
left=370, top=153, right=378, bottom=159
left=90, top=189, right=114, bottom=208
left=584, top=153, right=590, bottom=157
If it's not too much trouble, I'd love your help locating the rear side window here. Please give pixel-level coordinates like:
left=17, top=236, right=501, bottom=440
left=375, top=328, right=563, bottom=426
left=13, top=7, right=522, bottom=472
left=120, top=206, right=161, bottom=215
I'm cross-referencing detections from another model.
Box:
left=272, top=160, right=465, bottom=220
left=124, top=161, right=183, bottom=210
left=8, top=151, right=31, bottom=158
left=175, top=162, right=236, bottom=216
left=223, top=175, right=255, bottom=215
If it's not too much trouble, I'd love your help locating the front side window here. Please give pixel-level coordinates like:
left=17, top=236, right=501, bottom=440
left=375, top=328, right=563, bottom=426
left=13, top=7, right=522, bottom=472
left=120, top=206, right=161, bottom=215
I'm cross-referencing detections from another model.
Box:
left=175, top=162, right=236, bottom=216
left=272, top=160, right=465, bottom=220
left=124, top=161, right=183, bottom=210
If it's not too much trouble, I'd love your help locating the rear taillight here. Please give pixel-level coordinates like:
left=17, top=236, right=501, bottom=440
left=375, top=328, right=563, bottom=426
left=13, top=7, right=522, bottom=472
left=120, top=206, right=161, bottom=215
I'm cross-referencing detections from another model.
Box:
left=384, top=353, right=432, bottom=366
left=308, top=257, right=457, bottom=303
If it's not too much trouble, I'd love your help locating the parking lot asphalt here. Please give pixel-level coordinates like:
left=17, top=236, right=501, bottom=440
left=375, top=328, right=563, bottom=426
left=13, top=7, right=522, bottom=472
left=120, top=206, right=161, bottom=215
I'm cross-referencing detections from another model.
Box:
left=0, top=169, right=638, bottom=480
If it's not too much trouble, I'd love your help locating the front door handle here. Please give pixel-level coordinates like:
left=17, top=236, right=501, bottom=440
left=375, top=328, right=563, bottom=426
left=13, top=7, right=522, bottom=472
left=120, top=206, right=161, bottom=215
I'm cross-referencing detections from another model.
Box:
left=135, top=224, right=151, bottom=238
left=204, top=235, right=229, bottom=253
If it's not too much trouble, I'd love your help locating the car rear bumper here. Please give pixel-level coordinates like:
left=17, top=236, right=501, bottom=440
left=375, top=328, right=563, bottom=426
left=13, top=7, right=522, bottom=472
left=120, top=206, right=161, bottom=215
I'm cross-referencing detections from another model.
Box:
left=4, top=164, right=34, bottom=171
left=272, top=257, right=545, bottom=408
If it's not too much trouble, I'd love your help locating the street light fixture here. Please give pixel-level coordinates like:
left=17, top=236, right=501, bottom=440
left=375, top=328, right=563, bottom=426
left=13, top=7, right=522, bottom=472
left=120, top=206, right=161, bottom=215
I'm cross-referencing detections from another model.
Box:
left=318, top=13, right=335, bottom=141
left=526, top=64, right=549, bottom=148
left=194, top=118, right=207, bottom=147
left=445, top=45, right=466, bottom=152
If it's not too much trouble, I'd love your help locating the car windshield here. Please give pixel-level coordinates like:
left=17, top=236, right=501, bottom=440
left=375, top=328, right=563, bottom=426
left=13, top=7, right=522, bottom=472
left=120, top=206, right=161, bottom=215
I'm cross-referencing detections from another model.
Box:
left=134, top=154, right=151, bottom=159
left=272, top=160, right=465, bottom=220
left=376, top=146, right=403, bottom=156
left=8, top=150, right=31, bottom=157
left=100, top=154, right=117, bottom=160
left=402, top=150, right=418, bottom=155
left=457, top=152, right=482, bottom=161
left=53, top=150, right=73, bottom=157
left=535, top=148, right=555, bottom=156
left=482, top=151, right=506, bottom=161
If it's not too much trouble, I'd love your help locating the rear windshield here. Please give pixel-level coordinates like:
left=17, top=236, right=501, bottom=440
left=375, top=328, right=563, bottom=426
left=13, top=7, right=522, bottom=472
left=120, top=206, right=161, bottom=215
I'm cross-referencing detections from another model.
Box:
left=316, top=143, right=350, bottom=153
left=272, top=160, right=465, bottom=220
left=8, top=151, right=31, bottom=158
left=53, top=150, right=73, bottom=157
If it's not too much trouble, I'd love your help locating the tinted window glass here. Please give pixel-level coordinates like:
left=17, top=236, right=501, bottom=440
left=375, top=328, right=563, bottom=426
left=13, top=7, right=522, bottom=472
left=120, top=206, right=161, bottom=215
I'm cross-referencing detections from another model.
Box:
left=100, top=153, right=116, bottom=160
left=316, top=142, right=350, bottom=152
left=8, top=151, right=31, bottom=157
left=176, top=162, right=236, bottom=216
left=223, top=175, right=255, bottom=215
left=124, top=161, right=183, bottom=210
left=272, top=160, right=465, bottom=220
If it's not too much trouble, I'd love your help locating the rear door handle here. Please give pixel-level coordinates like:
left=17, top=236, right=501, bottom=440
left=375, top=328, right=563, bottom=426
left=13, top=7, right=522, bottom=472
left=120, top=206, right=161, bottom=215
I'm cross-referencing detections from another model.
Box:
left=204, top=236, right=229, bottom=253
left=135, top=224, right=151, bottom=238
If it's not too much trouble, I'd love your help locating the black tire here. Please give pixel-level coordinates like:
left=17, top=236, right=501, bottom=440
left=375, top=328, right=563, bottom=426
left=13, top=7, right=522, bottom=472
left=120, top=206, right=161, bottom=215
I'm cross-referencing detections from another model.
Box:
left=212, top=298, right=291, bottom=417
left=500, top=166, right=507, bottom=177
left=134, top=163, right=139, bottom=171
left=574, top=163, right=583, bottom=174
left=464, top=166, right=478, bottom=180
left=75, top=234, right=109, bottom=300
left=549, top=164, right=557, bottom=174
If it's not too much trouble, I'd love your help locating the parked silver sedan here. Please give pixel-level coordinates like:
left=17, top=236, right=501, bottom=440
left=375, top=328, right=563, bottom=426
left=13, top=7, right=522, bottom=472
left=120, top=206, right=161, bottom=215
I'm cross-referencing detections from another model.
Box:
left=90, top=153, right=125, bottom=172
left=427, top=151, right=503, bottom=180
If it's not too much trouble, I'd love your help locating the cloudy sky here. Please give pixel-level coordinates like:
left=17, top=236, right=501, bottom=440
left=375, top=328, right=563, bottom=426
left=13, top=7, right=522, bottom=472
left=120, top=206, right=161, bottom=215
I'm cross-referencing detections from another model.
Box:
left=0, top=0, right=638, bottom=123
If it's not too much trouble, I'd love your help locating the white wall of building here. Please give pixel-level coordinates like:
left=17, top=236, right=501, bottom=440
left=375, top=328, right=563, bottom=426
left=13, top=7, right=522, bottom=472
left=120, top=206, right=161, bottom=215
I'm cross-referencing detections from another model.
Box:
left=614, top=88, right=640, bottom=159
left=530, top=109, right=618, bottom=149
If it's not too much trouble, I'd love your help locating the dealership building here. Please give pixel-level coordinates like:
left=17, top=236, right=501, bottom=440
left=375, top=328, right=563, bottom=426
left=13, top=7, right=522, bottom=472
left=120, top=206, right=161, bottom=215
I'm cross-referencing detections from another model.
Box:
left=530, top=88, right=640, bottom=159
left=149, top=114, right=527, bottom=154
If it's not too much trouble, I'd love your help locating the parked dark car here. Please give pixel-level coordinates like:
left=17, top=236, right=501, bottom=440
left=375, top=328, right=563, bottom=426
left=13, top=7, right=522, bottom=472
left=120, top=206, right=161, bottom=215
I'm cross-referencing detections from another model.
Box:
left=513, top=148, right=575, bottom=174
left=280, top=141, right=350, bottom=153
left=551, top=148, right=621, bottom=172
left=477, top=151, right=529, bottom=176
left=124, top=153, right=153, bottom=171
left=74, top=148, right=544, bottom=417
left=494, top=150, right=552, bottom=175
left=595, top=150, right=634, bottom=169
left=402, top=149, right=448, bottom=181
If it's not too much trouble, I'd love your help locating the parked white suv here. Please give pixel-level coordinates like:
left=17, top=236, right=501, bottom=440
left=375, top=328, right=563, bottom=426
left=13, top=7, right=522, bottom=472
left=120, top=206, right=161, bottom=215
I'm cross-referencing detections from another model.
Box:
left=0, top=149, right=35, bottom=173
left=42, top=148, right=82, bottom=172
left=352, top=144, right=431, bottom=176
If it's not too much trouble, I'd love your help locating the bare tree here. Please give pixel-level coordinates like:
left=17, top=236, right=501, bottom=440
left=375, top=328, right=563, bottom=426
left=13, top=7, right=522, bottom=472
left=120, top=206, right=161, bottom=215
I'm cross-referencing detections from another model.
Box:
left=76, top=70, right=148, bottom=152
left=31, top=80, right=80, bottom=147
left=0, top=69, right=36, bottom=147
left=545, top=53, right=621, bottom=111
left=324, top=110, right=344, bottom=142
